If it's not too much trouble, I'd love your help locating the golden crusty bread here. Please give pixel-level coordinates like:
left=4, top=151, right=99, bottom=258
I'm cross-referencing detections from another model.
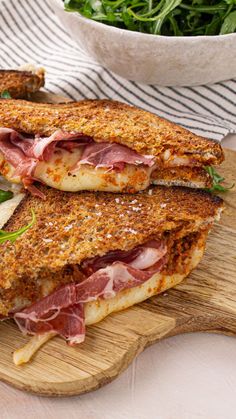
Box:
left=0, top=185, right=223, bottom=290
left=0, top=70, right=44, bottom=98
left=0, top=99, right=223, bottom=165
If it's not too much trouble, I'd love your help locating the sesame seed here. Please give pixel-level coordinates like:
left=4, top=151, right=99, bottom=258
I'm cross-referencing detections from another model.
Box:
left=64, top=224, right=73, bottom=231
left=130, top=199, right=138, bottom=204
left=43, top=238, right=53, bottom=243
left=106, top=233, right=112, bottom=238
left=132, top=207, right=141, bottom=212
left=115, top=198, right=120, bottom=203
left=124, top=228, right=137, bottom=234
left=160, top=203, right=167, bottom=208
left=148, top=189, right=153, bottom=195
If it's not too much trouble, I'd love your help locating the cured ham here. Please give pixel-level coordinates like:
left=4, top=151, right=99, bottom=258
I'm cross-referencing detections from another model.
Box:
left=76, top=142, right=155, bottom=172
left=16, top=303, right=85, bottom=345
left=14, top=240, right=167, bottom=345
left=81, top=239, right=166, bottom=274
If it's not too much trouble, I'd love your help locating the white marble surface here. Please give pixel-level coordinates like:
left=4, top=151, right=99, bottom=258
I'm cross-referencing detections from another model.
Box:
left=0, top=135, right=235, bottom=419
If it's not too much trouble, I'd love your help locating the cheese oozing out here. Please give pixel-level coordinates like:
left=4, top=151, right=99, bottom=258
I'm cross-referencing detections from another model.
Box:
left=0, top=143, right=202, bottom=194
left=0, top=148, right=154, bottom=193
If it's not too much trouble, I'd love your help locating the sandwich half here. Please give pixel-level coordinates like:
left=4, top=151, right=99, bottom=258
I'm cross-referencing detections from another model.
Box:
left=0, top=185, right=223, bottom=363
left=0, top=99, right=224, bottom=196
left=0, top=69, right=44, bottom=98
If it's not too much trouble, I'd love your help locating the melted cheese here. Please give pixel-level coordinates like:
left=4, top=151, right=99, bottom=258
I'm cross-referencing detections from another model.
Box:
left=35, top=149, right=154, bottom=192
left=0, top=149, right=153, bottom=193
left=0, top=154, right=21, bottom=183
left=0, top=147, right=204, bottom=193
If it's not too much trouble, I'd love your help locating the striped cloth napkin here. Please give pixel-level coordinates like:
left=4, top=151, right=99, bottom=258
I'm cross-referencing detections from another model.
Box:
left=0, top=0, right=235, bottom=141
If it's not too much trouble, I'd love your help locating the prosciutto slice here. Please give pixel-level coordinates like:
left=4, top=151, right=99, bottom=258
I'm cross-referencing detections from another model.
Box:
left=74, top=142, right=154, bottom=172
left=81, top=239, right=166, bottom=275
left=14, top=240, right=167, bottom=345
left=15, top=303, right=85, bottom=345
left=0, top=128, right=155, bottom=195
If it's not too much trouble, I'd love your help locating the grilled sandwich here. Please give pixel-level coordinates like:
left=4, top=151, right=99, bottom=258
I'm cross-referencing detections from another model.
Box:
left=0, top=69, right=44, bottom=99
left=0, top=99, right=224, bottom=196
left=0, top=185, right=223, bottom=363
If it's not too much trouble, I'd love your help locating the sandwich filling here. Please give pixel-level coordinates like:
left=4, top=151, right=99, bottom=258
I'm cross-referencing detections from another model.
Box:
left=13, top=239, right=168, bottom=344
left=8, top=229, right=204, bottom=348
left=0, top=128, right=212, bottom=195
left=0, top=128, right=155, bottom=195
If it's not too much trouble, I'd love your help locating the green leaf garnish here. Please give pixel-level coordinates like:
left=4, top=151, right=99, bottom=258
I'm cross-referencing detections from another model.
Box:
left=1, top=90, right=12, bottom=99
left=220, top=10, right=236, bottom=34
left=64, top=0, right=236, bottom=35
left=0, top=189, right=13, bottom=203
left=0, top=209, right=36, bottom=244
left=205, top=166, right=235, bottom=193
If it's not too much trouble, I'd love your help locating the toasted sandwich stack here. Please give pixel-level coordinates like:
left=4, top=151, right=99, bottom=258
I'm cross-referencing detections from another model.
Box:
left=0, top=96, right=224, bottom=364
left=0, top=69, right=44, bottom=99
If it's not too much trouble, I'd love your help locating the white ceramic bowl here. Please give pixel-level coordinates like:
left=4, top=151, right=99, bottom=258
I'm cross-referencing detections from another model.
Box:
left=51, top=0, right=236, bottom=86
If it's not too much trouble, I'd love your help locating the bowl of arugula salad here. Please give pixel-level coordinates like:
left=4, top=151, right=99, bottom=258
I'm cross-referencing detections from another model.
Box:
left=51, top=0, right=236, bottom=85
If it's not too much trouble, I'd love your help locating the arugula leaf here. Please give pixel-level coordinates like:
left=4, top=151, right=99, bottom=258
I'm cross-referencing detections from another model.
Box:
left=224, top=0, right=236, bottom=5
left=220, top=10, right=236, bottom=33
left=0, top=209, right=36, bottom=244
left=64, top=0, right=236, bottom=35
left=0, top=90, right=11, bottom=99
left=205, top=166, right=235, bottom=192
left=0, top=189, right=14, bottom=203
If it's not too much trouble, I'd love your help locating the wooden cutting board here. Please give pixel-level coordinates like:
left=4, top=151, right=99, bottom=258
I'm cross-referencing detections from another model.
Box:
left=0, top=92, right=235, bottom=397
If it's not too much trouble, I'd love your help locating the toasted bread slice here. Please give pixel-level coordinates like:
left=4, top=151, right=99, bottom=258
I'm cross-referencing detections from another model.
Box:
left=151, top=166, right=212, bottom=188
left=0, top=69, right=44, bottom=98
left=0, top=185, right=223, bottom=316
left=0, top=99, right=223, bottom=164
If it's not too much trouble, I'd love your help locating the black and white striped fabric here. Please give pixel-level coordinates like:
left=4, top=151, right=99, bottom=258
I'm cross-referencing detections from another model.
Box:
left=0, top=0, right=235, bottom=141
